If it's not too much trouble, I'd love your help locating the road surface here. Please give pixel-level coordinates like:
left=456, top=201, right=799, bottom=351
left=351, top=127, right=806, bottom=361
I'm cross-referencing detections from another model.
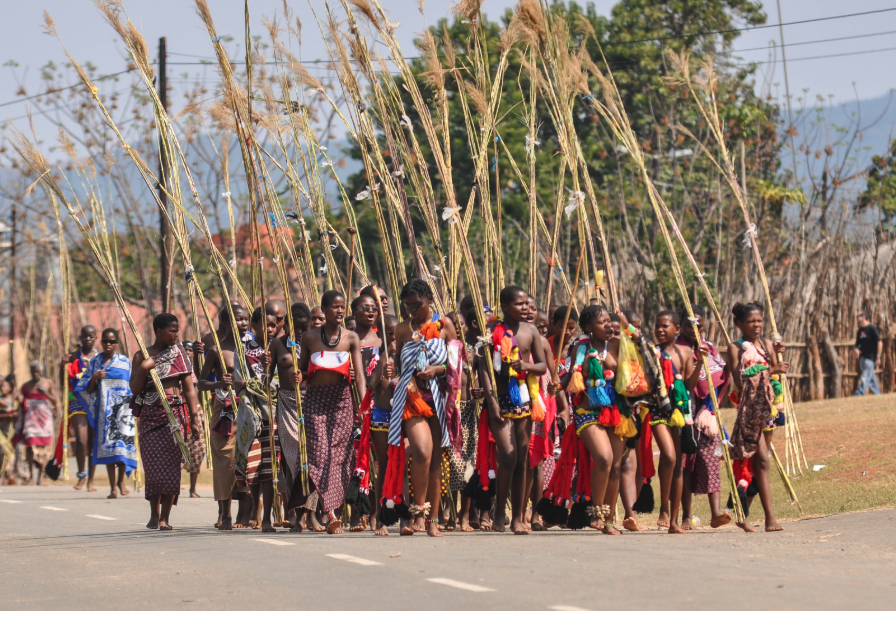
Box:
left=1, top=484, right=893, bottom=610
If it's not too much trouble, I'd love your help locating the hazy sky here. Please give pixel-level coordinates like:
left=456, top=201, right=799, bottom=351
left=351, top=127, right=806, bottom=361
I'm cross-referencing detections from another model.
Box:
left=1, top=0, right=894, bottom=132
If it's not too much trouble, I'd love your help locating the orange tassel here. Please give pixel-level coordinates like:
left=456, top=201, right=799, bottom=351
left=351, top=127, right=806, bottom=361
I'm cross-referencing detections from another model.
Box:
left=419, top=321, right=443, bottom=341
left=568, top=370, right=586, bottom=394
left=403, top=381, right=434, bottom=420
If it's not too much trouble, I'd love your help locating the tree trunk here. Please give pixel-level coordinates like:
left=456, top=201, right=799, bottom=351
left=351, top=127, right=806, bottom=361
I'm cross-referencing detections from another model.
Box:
left=807, top=333, right=824, bottom=401
left=820, top=329, right=842, bottom=399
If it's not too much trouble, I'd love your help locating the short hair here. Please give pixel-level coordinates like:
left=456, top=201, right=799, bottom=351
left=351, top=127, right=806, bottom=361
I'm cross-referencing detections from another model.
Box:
left=579, top=304, right=608, bottom=330
left=552, top=305, right=578, bottom=324
left=358, top=284, right=386, bottom=303
left=321, top=290, right=345, bottom=309
left=101, top=328, right=119, bottom=340
left=690, top=304, right=706, bottom=319
left=499, top=285, right=527, bottom=306
left=458, top=295, right=474, bottom=318
left=291, top=302, right=311, bottom=322
left=251, top=307, right=263, bottom=325
left=80, top=325, right=97, bottom=335
left=732, top=301, right=763, bottom=323
left=153, top=312, right=179, bottom=333
left=621, top=308, right=641, bottom=323
left=609, top=312, right=621, bottom=323
left=29, top=360, right=43, bottom=372
left=384, top=314, right=399, bottom=328
left=858, top=310, right=869, bottom=320
left=464, top=308, right=481, bottom=333
left=265, top=299, right=287, bottom=315
left=399, top=278, right=433, bottom=301
left=655, top=310, right=681, bottom=327
left=351, top=294, right=376, bottom=313
left=219, top=302, right=246, bottom=326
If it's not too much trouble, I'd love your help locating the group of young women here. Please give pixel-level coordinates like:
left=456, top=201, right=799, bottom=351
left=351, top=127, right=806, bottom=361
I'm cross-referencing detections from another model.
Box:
left=5, top=277, right=790, bottom=537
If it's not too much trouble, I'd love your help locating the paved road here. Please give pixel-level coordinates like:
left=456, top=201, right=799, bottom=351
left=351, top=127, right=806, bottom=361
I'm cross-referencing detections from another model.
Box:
left=1, top=484, right=894, bottom=610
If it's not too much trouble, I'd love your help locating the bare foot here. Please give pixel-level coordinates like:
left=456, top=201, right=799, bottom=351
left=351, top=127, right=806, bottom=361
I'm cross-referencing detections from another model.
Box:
left=765, top=519, right=784, bottom=532
left=262, top=521, right=276, bottom=533
left=491, top=517, right=506, bottom=533
left=622, top=517, right=644, bottom=532
left=460, top=523, right=475, bottom=532
left=469, top=520, right=480, bottom=530
left=107, top=491, right=117, bottom=499
left=511, top=519, right=529, bottom=535
left=737, top=521, right=758, bottom=533
left=668, top=523, right=689, bottom=534
left=118, top=483, right=130, bottom=497
left=309, top=512, right=325, bottom=532
left=478, top=519, right=491, bottom=531
left=681, top=518, right=694, bottom=531
left=74, top=477, right=86, bottom=491
left=249, top=520, right=260, bottom=530
left=656, top=514, right=670, bottom=528
left=412, top=515, right=426, bottom=533
left=531, top=521, right=546, bottom=532
left=273, top=520, right=291, bottom=528
left=427, top=521, right=444, bottom=537
left=326, top=519, right=343, bottom=534
left=349, top=516, right=368, bottom=532
left=602, top=524, right=622, bottom=536
left=147, top=515, right=160, bottom=530
left=589, top=519, right=602, bottom=530
left=233, top=523, right=248, bottom=529
left=215, top=514, right=223, bottom=529
left=220, top=517, right=233, bottom=531
left=87, top=483, right=97, bottom=492
left=190, top=491, right=201, bottom=499
left=444, top=519, right=456, bottom=531
left=159, top=521, right=173, bottom=531
left=289, top=520, right=304, bottom=533
left=711, top=512, right=732, bottom=528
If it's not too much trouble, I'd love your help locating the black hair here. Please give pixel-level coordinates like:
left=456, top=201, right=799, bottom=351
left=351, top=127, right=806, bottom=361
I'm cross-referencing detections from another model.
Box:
left=80, top=324, right=97, bottom=334
left=655, top=310, right=681, bottom=327
left=621, top=308, right=641, bottom=323
left=732, top=301, right=763, bottom=324
left=358, top=284, right=386, bottom=303
left=101, top=328, right=119, bottom=340
left=609, top=312, right=621, bottom=323
left=464, top=308, right=481, bottom=334
left=351, top=294, right=376, bottom=313
left=152, top=312, right=179, bottom=333
left=691, top=304, right=706, bottom=319
left=458, top=295, right=474, bottom=317
left=579, top=304, right=608, bottom=331
left=858, top=310, right=869, bottom=320
left=499, top=285, right=528, bottom=306
left=219, top=302, right=247, bottom=327
left=321, top=289, right=346, bottom=309
left=552, top=305, right=578, bottom=324
left=399, top=278, right=433, bottom=301
left=251, top=307, right=263, bottom=325
left=291, top=302, right=311, bottom=322
left=384, top=314, right=399, bottom=328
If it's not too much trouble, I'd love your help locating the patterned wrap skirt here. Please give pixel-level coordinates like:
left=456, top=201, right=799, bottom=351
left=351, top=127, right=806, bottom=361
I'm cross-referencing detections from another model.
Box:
left=302, top=381, right=354, bottom=513
left=276, top=388, right=301, bottom=494
left=448, top=399, right=479, bottom=492
left=137, top=398, right=188, bottom=499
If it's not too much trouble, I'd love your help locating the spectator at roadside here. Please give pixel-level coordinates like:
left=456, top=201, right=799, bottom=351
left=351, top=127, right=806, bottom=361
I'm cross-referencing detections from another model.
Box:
left=853, top=311, right=882, bottom=396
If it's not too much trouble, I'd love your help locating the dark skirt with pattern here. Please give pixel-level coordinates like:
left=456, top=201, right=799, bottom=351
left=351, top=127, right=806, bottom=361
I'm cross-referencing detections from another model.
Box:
left=137, top=399, right=188, bottom=499
left=302, top=381, right=354, bottom=513
left=449, top=399, right=479, bottom=491
left=683, top=431, right=721, bottom=495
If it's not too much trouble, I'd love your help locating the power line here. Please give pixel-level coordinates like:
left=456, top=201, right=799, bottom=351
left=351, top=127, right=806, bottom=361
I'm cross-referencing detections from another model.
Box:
left=732, top=29, right=896, bottom=54
left=0, top=69, right=134, bottom=110
left=749, top=44, right=896, bottom=65
left=608, top=7, right=896, bottom=46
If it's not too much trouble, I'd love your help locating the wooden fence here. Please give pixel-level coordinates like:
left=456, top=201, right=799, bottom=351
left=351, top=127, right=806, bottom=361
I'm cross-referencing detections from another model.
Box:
left=718, top=336, right=896, bottom=402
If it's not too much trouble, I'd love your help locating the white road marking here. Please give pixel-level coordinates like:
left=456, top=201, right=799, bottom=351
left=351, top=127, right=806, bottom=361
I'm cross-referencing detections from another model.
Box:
left=426, top=578, right=494, bottom=592
left=549, top=605, right=590, bottom=611
left=326, top=553, right=383, bottom=566
left=86, top=514, right=116, bottom=521
left=0, top=499, right=22, bottom=504
left=40, top=506, right=67, bottom=511
left=254, top=538, right=294, bottom=547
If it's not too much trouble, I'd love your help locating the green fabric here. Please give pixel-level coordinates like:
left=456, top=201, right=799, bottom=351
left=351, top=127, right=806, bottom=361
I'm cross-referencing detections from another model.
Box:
left=742, top=363, right=769, bottom=377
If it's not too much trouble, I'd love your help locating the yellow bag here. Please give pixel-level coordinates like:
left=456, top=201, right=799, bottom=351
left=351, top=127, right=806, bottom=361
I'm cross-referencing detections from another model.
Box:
left=615, top=330, right=651, bottom=397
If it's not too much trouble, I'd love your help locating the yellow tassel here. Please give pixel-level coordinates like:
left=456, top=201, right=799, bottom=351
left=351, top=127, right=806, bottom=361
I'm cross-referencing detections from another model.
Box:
left=638, top=404, right=650, bottom=422
left=569, top=370, right=586, bottom=394
left=670, top=408, right=685, bottom=428
left=614, top=414, right=638, bottom=439
left=527, top=374, right=545, bottom=422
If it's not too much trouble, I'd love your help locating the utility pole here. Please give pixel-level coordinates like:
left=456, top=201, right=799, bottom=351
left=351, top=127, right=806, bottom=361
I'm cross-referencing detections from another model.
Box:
left=157, top=36, right=172, bottom=314
left=7, top=202, right=16, bottom=380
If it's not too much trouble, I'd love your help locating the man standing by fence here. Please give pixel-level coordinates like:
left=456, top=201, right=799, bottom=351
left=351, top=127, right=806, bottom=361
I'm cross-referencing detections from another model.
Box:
left=853, top=311, right=882, bottom=396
